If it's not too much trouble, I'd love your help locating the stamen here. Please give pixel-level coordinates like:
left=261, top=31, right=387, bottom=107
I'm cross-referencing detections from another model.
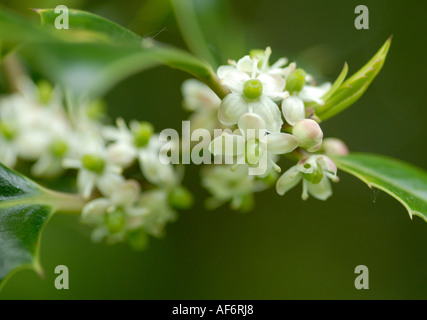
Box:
left=251, top=57, right=259, bottom=79
left=261, top=46, right=272, bottom=71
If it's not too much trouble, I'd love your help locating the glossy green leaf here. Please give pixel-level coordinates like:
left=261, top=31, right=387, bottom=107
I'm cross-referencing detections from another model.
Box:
left=0, top=8, right=228, bottom=100
left=36, top=8, right=142, bottom=45
left=320, top=62, right=348, bottom=102
left=333, top=153, right=427, bottom=222
left=315, top=37, right=392, bottom=121
left=0, top=164, right=85, bottom=289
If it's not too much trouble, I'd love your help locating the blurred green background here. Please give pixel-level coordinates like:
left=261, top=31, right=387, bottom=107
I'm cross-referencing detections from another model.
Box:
left=0, top=0, right=426, bottom=299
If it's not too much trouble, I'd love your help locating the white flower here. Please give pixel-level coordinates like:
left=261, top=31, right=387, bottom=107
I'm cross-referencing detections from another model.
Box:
left=102, top=118, right=156, bottom=168
left=139, top=135, right=180, bottom=188
left=137, top=189, right=177, bottom=237
left=210, top=113, right=298, bottom=174
left=217, top=55, right=287, bottom=132
left=82, top=180, right=148, bottom=243
left=181, top=79, right=224, bottom=134
left=202, top=165, right=257, bottom=210
left=63, top=134, right=124, bottom=199
left=276, top=155, right=339, bottom=200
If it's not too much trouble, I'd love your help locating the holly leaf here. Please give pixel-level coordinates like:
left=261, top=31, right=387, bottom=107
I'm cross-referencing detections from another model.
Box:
left=315, top=37, right=392, bottom=121
left=0, top=7, right=227, bottom=102
left=0, top=164, right=85, bottom=289
left=333, top=153, right=427, bottom=222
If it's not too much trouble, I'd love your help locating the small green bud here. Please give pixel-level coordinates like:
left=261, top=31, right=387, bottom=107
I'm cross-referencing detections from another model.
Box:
left=106, top=208, right=125, bottom=234
left=127, top=229, right=148, bottom=251
left=50, top=140, right=68, bottom=157
left=82, top=154, right=105, bottom=174
left=286, top=68, right=306, bottom=93
left=37, top=80, right=53, bottom=105
left=0, top=122, right=17, bottom=140
left=168, top=186, right=194, bottom=210
left=303, top=166, right=324, bottom=184
left=249, top=49, right=266, bottom=68
left=86, top=100, right=107, bottom=120
left=133, top=121, right=154, bottom=148
left=243, top=79, right=263, bottom=101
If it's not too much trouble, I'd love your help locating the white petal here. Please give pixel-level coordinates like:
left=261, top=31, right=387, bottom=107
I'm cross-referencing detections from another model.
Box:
left=306, top=176, right=333, bottom=200
left=181, top=79, right=220, bottom=111
left=97, top=172, right=125, bottom=196
left=236, top=55, right=254, bottom=74
left=281, top=96, right=305, bottom=126
left=251, top=96, right=283, bottom=133
left=257, top=73, right=286, bottom=99
left=299, top=83, right=331, bottom=104
left=218, top=93, right=248, bottom=126
left=317, top=155, right=337, bottom=175
left=63, top=158, right=82, bottom=169
left=266, top=132, right=299, bottom=155
left=276, top=166, right=302, bottom=196
left=78, top=170, right=96, bottom=199
left=82, top=198, right=110, bottom=225
left=217, top=67, right=249, bottom=92
left=238, top=112, right=266, bottom=134
left=139, top=152, right=177, bottom=187
left=107, top=142, right=137, bottom=167
left=209, top=132, right=245, bottom=158
left=111, top=180, right=140, bottom=206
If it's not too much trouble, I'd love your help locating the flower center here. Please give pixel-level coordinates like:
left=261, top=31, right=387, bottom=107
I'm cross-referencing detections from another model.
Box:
left=0, top=122, right=17, bottom=141
left=243, top=79, right=263, bottom=101
left=133, top=121, right=154, bottom=148
left=303, top=166, right=324, bottom=184
left=50, top=140, right=68, bottom=157
left=82, top=154, right=105, bottom=174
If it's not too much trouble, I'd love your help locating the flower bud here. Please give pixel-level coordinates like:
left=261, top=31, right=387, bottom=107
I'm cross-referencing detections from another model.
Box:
left=168, top=186, right=194, bottom=210
left=82, top=154, right=105, bottom=173
left=133, top=121, right=154, bottom=148
left=37, top=80, right=53, bottom=105
left=292, top=119, right=323, bottom=152
left=286, top=68, right=306, bottom=93
left=322, top=138, right=349, bottom=156
left=127, top=229, right=148, bottom=251
left=106, top=208, right=125, bottom=234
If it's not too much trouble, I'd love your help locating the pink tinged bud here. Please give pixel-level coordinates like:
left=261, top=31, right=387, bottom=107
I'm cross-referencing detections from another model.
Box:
left=322, top=138, right=349, bottom=156
left=292, top=119, right=323, bottom=152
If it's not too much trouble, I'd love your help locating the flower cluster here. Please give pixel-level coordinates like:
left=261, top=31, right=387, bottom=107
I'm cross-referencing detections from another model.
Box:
left=0, top=46, right=351, bottom=245
left=182, top=47, right=349, bottom=205
left=0, top=77, right=192, bottom=248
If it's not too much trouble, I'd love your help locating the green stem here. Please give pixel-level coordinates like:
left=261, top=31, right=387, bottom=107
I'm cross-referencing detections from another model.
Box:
left=201, top=68, right=230, bottom=100
left=44, top=189, right=88, bottom=215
